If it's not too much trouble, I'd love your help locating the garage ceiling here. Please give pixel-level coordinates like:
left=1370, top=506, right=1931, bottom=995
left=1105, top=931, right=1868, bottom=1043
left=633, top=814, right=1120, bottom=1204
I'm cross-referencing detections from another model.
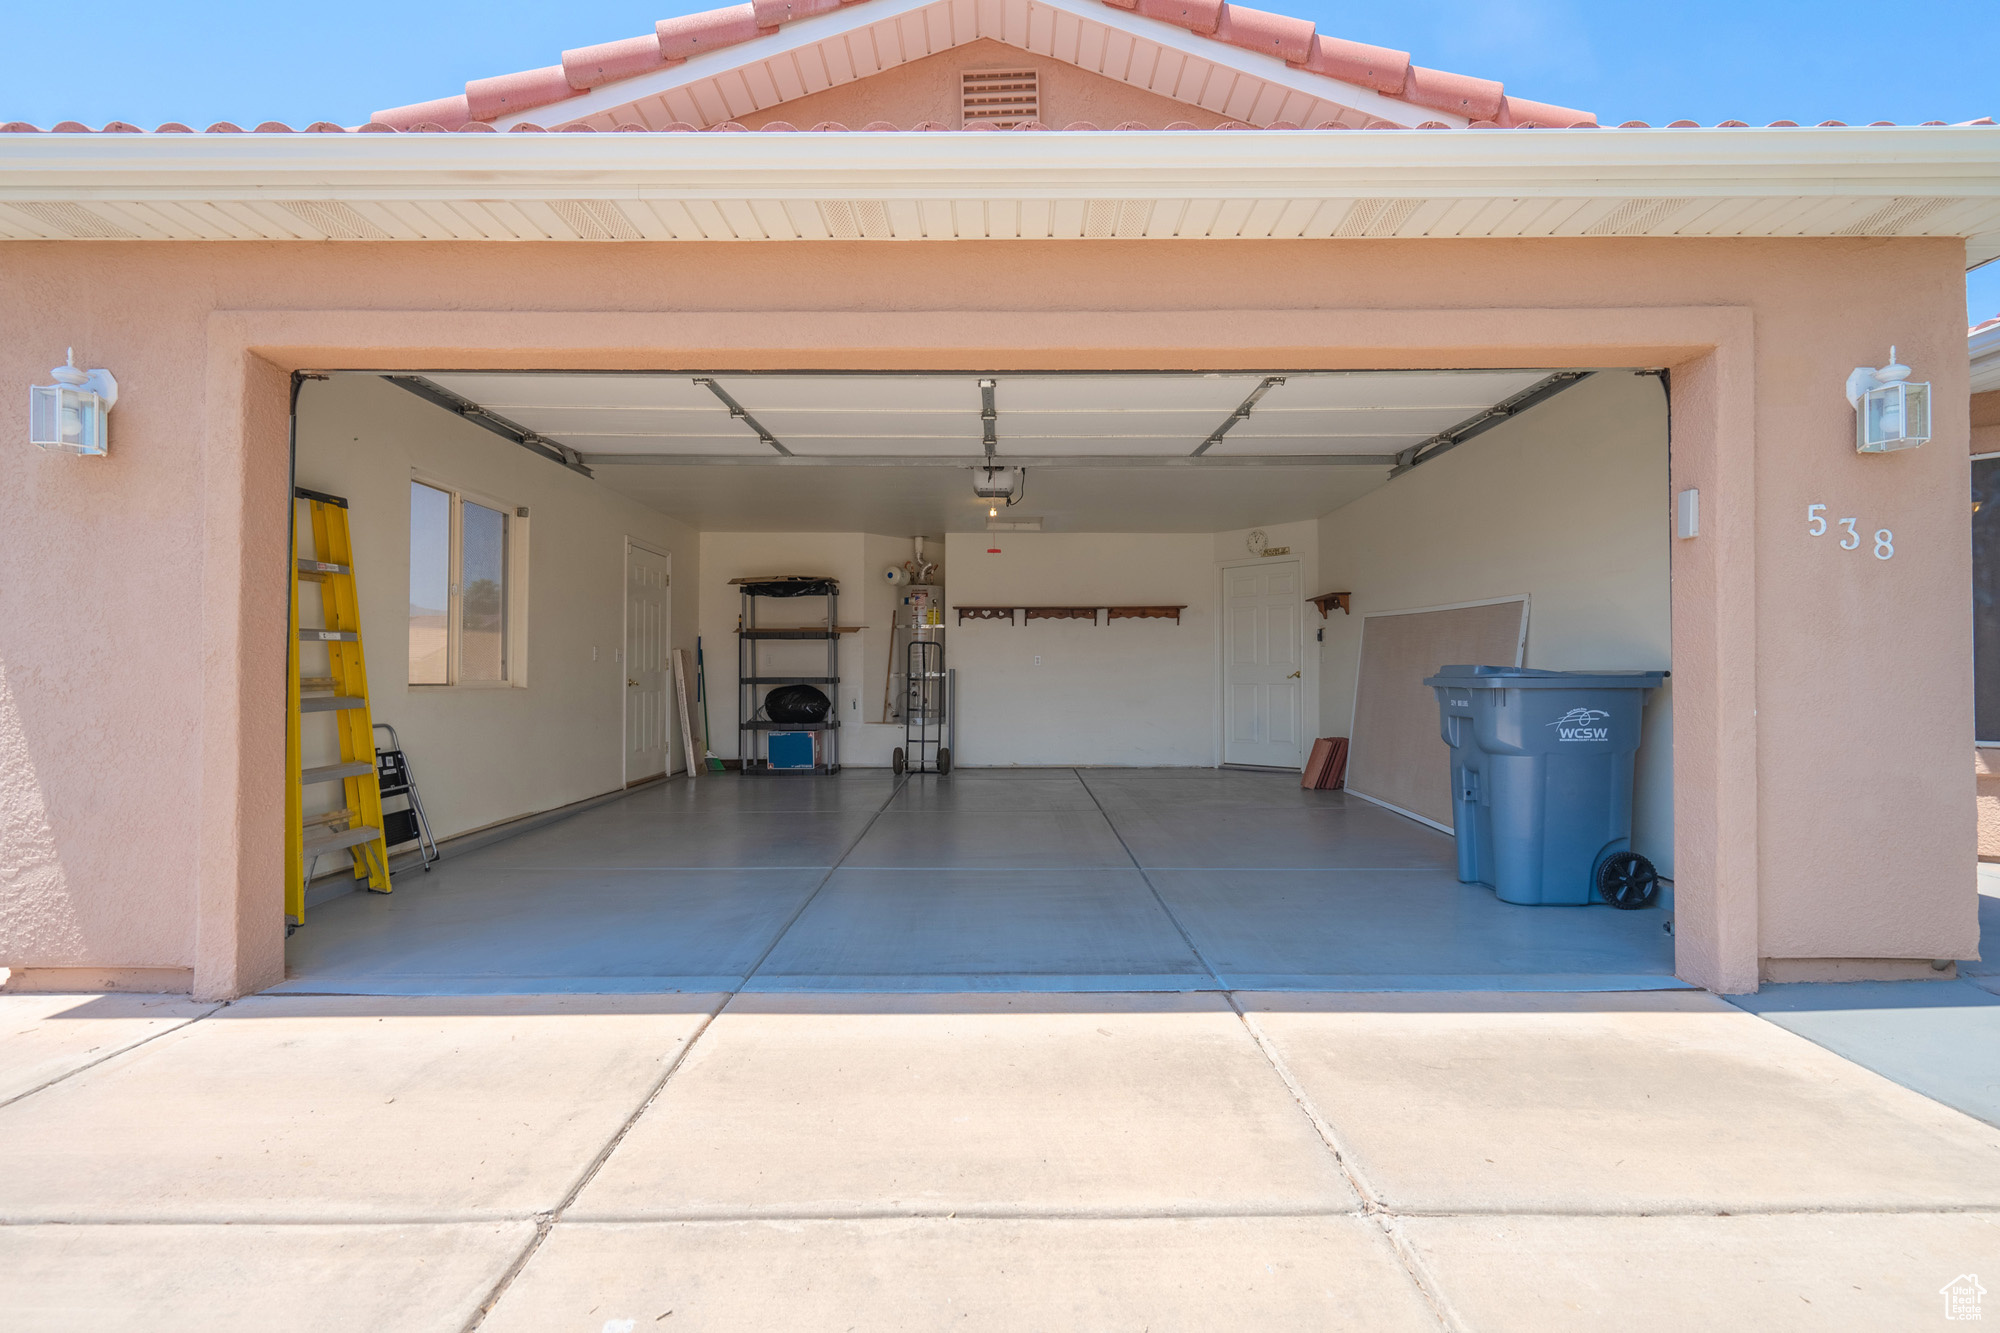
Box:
left=392, top=369, right=1584, bottom=532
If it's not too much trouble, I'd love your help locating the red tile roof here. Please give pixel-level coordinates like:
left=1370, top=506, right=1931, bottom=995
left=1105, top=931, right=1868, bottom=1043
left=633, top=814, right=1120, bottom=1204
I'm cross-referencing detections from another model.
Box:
left=361, top=0, right=1600, bottom=132
left=4, top=117, right=1992, bottom=135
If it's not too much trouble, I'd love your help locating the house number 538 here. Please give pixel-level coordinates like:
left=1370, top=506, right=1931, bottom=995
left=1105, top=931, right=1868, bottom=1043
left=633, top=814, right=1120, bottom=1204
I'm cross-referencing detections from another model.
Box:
left=1807, top=504, right=1893, bottom=559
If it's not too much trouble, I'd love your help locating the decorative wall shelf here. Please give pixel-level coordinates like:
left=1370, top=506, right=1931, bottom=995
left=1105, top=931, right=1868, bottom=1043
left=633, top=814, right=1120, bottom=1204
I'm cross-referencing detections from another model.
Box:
left=955, top=605, right=1188, bottom=626
left=1309, top=592, right=1353, bottom=618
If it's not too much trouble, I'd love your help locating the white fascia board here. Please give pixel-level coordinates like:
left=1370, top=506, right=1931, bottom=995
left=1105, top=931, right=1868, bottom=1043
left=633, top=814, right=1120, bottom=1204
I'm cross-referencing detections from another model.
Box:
left=494, top=0, right=1448, bottom=131
left=3, top=126, right=1994, bottom=202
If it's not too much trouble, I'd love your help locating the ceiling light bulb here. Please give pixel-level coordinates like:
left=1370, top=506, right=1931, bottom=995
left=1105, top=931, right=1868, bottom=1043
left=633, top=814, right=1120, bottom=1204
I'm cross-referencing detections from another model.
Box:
left=989, top=505, right=998, bottom=517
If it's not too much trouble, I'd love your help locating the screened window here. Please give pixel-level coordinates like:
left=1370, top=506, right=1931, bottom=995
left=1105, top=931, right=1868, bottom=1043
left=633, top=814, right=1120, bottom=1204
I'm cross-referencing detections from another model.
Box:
left=1976, top=456, right=2000, bottom=741
left=409, top=479, right=524, bottom=687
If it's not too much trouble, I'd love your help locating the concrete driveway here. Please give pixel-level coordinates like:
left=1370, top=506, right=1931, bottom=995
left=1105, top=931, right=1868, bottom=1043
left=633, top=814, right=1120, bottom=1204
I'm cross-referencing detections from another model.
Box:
left=3, top=985, right=1997, bottom=1331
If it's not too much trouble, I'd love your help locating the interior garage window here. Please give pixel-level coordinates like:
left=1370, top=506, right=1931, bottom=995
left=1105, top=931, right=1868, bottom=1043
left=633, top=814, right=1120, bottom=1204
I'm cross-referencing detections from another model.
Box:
left=409, top=482, right=450, bottom=685
left=459, top=499, right=508, bottom=682
left=1978, top=456, right=2000, bottom=742
left=409, top=478, right=524, bottom=687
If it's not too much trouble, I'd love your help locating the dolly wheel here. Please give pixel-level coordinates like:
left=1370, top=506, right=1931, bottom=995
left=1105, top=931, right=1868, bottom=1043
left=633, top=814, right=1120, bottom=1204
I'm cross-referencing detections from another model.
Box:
left=892, top=747, right=906, bottom=775
left=1597, top=852, right=1660, bottom=910
left=937, top=746, right=952, bottom=776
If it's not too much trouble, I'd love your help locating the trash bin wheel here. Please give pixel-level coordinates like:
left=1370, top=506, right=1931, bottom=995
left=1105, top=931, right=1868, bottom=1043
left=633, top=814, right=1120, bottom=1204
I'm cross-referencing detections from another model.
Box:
left=892, top=747, right=906, bottom=775
left=1597, top=851, right=1660, bottom=910
left=937, top=746, right=952, bottom=776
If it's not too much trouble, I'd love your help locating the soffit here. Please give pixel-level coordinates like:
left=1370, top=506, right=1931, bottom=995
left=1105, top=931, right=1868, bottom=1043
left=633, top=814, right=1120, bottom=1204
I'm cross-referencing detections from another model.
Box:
left=1, top=127, right=1995, bottom=265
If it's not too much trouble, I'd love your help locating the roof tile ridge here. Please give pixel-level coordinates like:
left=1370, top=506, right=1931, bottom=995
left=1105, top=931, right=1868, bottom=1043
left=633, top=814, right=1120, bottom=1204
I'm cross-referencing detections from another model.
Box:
left=1103, top=0, right=1593, bottom=127
left=363, top=0, right=1608, bottom=134
left=373, top=0, right=793, bottom=129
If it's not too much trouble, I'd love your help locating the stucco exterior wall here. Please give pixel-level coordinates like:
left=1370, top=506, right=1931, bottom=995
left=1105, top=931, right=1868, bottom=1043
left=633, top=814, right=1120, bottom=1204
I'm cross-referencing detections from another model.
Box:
left=1976, top=389, right=2000, bottom=455
left=0, top=234, right=1975, bottom=997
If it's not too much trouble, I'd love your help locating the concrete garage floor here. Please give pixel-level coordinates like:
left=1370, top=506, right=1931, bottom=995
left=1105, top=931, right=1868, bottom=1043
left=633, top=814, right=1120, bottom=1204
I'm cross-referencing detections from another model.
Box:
left=277, top=768, right=1680, bottom=995
left=5, top=772, right=1999, bottom=1330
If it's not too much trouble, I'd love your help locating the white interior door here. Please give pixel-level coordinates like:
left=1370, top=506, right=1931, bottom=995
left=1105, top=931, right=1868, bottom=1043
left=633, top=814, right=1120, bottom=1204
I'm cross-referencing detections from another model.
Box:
left=1223, top=559, right=1304, bottom=768
left=624, top=543, right=671, bottom=782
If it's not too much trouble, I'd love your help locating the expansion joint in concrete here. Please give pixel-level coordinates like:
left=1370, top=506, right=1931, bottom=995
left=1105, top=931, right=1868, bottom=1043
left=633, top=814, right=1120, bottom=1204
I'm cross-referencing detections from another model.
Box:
left=0, top=1001, right=225, bottom=1114
left=460, top=774, right=914, bottom=1333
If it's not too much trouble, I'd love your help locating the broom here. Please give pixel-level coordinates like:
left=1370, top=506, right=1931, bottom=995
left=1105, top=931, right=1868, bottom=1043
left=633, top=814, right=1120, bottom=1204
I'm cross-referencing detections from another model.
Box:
left=696, top=636, right=724, bottom=771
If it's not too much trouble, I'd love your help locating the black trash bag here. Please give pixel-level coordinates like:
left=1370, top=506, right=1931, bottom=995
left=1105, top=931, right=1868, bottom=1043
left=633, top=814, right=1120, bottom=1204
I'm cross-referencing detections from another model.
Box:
left=765, top=684, right=832, bottom=722
left=738, top=577, right=838, bottom=598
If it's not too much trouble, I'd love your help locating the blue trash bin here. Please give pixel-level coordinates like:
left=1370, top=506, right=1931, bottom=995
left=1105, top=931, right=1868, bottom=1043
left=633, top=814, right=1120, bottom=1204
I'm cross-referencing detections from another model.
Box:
left=1424, top=665, right=1665, bottom=907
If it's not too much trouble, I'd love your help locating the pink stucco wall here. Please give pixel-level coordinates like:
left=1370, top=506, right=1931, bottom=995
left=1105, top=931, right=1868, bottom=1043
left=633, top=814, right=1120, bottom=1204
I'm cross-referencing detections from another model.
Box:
left=0, top=235, right=1976, bottom=997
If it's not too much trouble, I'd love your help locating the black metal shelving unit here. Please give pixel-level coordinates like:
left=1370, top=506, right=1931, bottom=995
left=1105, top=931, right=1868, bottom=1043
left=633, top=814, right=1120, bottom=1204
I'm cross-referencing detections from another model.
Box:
left=738, top=581, right=841, bottom=775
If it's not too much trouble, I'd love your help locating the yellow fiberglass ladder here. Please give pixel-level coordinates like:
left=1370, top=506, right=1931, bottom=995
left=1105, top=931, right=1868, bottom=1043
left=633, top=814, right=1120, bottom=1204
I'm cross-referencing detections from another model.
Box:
left=286, top=487, right=391, bottom=925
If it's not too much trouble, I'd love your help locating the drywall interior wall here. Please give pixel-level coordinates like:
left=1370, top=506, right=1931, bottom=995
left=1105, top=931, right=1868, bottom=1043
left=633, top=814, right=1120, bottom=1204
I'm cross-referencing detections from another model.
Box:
left=1316, top=370, right=1674, bottom=872
left=944, top=532, right=1217, bottom=766
left=699, top=532, right=938, bottom=766
left=293, top=375, right=699, bottom=844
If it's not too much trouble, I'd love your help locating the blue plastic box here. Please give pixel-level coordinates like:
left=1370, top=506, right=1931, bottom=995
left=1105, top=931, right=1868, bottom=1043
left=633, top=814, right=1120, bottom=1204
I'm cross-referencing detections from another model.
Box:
left=767, top=731, right=816, bottom=769
left=1424, top=665, right=1664, bottom=905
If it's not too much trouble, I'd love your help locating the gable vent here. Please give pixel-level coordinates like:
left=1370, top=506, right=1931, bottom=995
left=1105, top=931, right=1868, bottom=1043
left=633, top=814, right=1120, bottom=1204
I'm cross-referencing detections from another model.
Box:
left=549, top=199, right=643, bottom=241
left=12, top=201, right=136, bottom=239
left=278, top=200, right=390, bottom=240
left=962, top=69, right=1039, bottom=127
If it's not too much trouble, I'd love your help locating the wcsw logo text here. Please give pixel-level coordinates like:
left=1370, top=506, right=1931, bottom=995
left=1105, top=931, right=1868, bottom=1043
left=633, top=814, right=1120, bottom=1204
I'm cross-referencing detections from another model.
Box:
left=1548, top=707, right=1612, bottom=742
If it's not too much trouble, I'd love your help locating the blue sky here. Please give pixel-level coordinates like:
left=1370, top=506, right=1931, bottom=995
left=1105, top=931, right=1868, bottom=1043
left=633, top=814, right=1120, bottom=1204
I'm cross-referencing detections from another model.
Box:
left=6, top=0, right=1996, bottom=319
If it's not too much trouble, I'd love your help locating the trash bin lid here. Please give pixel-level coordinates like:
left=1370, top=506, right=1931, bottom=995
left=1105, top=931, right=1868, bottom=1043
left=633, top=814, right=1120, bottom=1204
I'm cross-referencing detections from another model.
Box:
left=1424, top=664, right=1665, bottom=690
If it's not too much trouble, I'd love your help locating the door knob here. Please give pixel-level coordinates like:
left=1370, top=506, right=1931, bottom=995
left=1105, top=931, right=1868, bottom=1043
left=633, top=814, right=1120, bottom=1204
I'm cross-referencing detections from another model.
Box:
left=1287, top=670, right=1301, bottom=679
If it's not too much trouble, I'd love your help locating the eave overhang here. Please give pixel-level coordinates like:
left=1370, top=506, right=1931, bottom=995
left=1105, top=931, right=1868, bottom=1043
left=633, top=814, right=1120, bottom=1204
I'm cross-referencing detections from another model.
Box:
left=1, top=127, right=1996, bottom=263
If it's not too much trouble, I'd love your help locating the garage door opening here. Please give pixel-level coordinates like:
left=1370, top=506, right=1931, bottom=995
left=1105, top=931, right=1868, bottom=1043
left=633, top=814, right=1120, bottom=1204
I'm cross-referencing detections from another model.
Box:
left=279, top=365, right=1674, bottom=994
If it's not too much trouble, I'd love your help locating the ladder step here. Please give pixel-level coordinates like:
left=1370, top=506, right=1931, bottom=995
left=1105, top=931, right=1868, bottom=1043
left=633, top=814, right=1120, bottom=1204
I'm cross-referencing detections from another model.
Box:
left=303, top=823, right=383, bottom=856
left=298, top=559, right=350, bottom=576
left=303, top=761, right=374, bottom=784
left=299, top=676, right=336, bottom=691
left=299, top=629, right=359, bottom=643
left=300, top=695, right=368, bottom=713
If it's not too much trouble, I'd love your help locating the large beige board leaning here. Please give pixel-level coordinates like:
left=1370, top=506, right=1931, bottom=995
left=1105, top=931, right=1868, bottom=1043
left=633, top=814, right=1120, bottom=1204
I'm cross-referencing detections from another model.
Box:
left=672, top=648, right=700, bottom=779
left=1347, top=599, right=1528, bottom=828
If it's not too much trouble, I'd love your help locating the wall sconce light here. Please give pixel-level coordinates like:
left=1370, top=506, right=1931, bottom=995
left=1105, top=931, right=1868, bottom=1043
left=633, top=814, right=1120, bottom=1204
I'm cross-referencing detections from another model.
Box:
left=29, top=349, right=118, bottom=456
left=1844, top=346, right=1930, bottom=454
